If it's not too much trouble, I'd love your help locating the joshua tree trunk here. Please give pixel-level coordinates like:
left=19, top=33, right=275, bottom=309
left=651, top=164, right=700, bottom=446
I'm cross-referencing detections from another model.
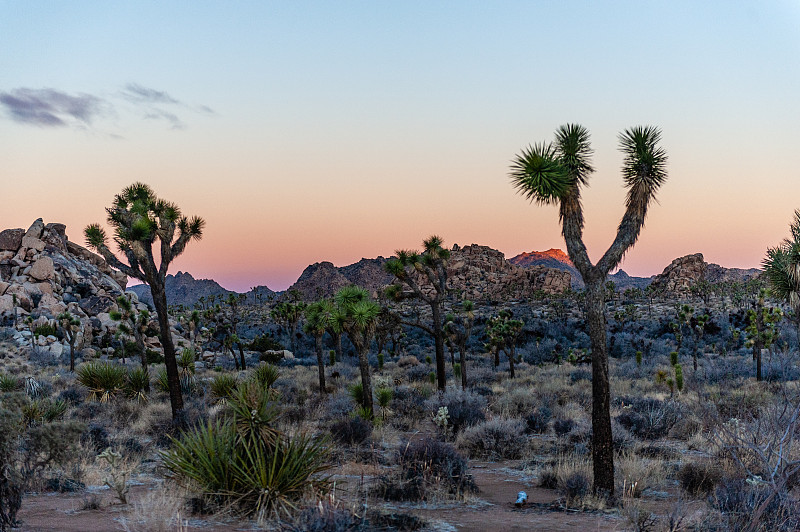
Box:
left=69, top=339, right=76, bottom=372
left=151, top=281, right=184, bottom=417
left=315, top=335, right=327, bottom=393
left=459, top=347, right=467, bottom=388
left=432, top=304, right=446, bottom=391
left=237, top=343, right=247, bottom=371
left=507, top=346, right=516, bottom=379
left=755, top=310, right=764, bottom=382
left=356, top=343, right=373, bottom=415
left=585, top=280, right=614, bottom=498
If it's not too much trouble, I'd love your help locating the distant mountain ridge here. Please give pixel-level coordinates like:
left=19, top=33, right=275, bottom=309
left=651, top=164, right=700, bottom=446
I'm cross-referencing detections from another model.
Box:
left=129, top=271, right=276, bottom=308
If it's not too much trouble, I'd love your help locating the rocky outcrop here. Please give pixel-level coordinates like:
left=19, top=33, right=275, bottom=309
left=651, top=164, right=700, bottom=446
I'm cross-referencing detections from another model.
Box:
left=509, top=248, right=583, bottom=288
left=0, top=219, right=138, bottom=357
left=705, top=263, right=761, bottom=284
left=649, top=253, right=707, bottom=294
left=446, top=244, right=570, bottom=300
left=288, top=262, right=353, bottom=301
left=129, top=271, right=238, bottom=308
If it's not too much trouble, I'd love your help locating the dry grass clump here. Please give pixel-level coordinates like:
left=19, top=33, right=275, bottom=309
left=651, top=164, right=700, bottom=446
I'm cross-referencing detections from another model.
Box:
left=456, top=417, right=526, bottom=459
left=119, top=483, right=190, bottom=532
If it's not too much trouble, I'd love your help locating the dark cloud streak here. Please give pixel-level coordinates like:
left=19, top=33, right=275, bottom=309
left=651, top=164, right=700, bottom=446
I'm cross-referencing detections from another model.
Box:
left=121, top=83, right=180, bottom=105
left=0, top=88, right=106, bottom=127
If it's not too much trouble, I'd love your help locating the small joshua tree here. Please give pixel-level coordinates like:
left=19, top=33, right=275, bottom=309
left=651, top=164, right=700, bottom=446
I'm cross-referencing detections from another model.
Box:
left=385, top=235, right=450, bottom=391
left=57, top=311, right=81, bottom=372
left=85, top=182, right=205, bottom=419
left=444, top=300, right=475, bottom=388
left=304, top=299, right=337, bottom=394
left=109, top=294, right=150, bottom=370
left=335, top=286, right=380, bottom=416
left=510, top=124, right=668, bottom=498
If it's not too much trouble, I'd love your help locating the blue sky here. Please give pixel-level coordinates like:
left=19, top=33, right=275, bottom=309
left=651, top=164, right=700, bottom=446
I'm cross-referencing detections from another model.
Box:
left=2, top=1, right=799, bottom=290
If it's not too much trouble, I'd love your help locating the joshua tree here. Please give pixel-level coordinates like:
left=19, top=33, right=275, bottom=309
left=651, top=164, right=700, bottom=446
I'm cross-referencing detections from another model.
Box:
left=109, top=294, right=150, bottom=370
left=385, top=235, right=450, bottom=391
left=745, top=290, right=782, bottom=381
left=444, top=300, right=475, bottom=388
left=510, top=124, right=668, bottom=498
left=486, top=310, right=523, bottom=379
left=270, top=301, right=306, bottom=354
left=224, top=293, right=248, bottom=370
left=304, top=299, right=337, bottom=394
left=57, top=311, right=81, bottom=372
left=85, top=182, right=204, bottom=419
left=764, top=210, right=800, bottom=348
left=334, top=286, right=380, bottom=416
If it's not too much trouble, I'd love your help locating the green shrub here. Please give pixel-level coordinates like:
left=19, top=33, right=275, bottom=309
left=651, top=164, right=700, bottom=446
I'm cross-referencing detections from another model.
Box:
left=250, top=334, right=283, bottom=353
left=674, top=363, right=684, bottom=392
left=209, top=373, right=238, bottom=403
left=377, top=353, right=384, bottom=370
left=670, top=351, right=678, bottom=366
left=162, top=381, right=331, bottom=519
left=33, top=324, right=57, bottom=338
left=348, top=383, right=364, bottom=406
left=178, top=348, right=196, bottom=376
left=145, top=349, right=164, bottom=365
left=0, top=374, right=22, bottom=393
left=76, top=363, right=127, bottom=402
left=125, top=367, right=150, bottom=403
left=249, top=364, right=279, bottom=389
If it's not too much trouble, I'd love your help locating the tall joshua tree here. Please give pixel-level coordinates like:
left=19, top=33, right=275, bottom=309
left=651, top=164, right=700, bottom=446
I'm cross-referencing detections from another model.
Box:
left=334, top=286, right=380, bottom=416
left=385, top=236, right=450, bottom=391
left=510, top=124, right=668, bottom=498
left=764, top=210, right=800, bottom=348
left=304, top=299, right=336, bottom=394
left=85, top=182, right=204, bottom=419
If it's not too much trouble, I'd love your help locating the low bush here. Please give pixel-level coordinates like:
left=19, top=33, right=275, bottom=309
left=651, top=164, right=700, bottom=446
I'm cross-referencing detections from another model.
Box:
left=377, top=438, right=477, bottom=501
left=615, top=397, right=682, bottom=440
left=424, top=388, right=486, bottom=433
left=525, top=406, right=552, bottom=434
left=457, top=418, right=526, bottom=459
left=208, top=373, right=238, bottom=402
left=712, top=478, right=800, bottom=531
left=553, top=418, right=575, bottom=437
left=330, top=417, right=372, bottom=446
left=678, top=461, right=722, bottom=496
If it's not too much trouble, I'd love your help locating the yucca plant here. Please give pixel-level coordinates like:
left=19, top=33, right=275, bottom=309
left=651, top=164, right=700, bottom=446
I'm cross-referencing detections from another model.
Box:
left=209, top=373, right=238, bottom=403
left=162, top=379, right=332, bottom=519
left=376, top=387, right=393, bottom=420
left=22, top=399, right=68, bottom=426
left=154, top=368, right=171, bottom=394
left=0, top=374, right=22, bottom=393
left=125, top=367, right=150, bottom=403
left=348, top=382, right=364, bottom=406
left=77, top=362, right=127, bottom=402
left=178, top=348, right=196, bottom=377
left=249, top=363, right=279, bottom=390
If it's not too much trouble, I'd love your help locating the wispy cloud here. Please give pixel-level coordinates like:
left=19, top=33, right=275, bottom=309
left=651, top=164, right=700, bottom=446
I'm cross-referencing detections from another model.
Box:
left=121, top=83, right=180, bottom=105
left=0, top=84, right=214, bottom=133
left=0, top=88, right=108, bottom=127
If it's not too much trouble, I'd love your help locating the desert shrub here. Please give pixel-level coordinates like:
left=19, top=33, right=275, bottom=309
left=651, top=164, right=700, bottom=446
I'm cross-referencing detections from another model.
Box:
left=539, top=469, right=558, bottom=489
left=389, top=386, right=426, bottom=430
left=712, top=478, right=800, bottom=531
left=561, top=471, right=591, bottom=505
left=377, top=438, right=476, bottom=501
left=0, top=374, right=21, bottom=393
left=57, top=386, right=83, bottom=405
left=678, top=461, right=722, bottom=496
left=209, top=373, right=238, bottom=402
left=162, top=382, right=332, bottom=520
left=330, top=417, right=372, bottom=446
left=250, top=334, right=283, bottom=353
left=716, top=386, right=771, bottom=421
left=493, top=387, right=537, bottom=417
left=124, top=367, right=150, bottom=403
left=281, top=500, right=426, bottom=531
left=0, top=397, right=84, bottom=529
left=615, top=397, right=682, bottom=440
left=76, top=362, right=127, bottom=402
left=405, top=364, right=432, bottom=383
left=145, top=349, right=164, bottom=365
left=249, top=363, right=279, bottom=389
left=21, top=398, right=66, bottom=426
left=457, top=418, right=526, bottom=459
left=569, top=369, right=592, bottom=383
left=424, top=388, right=486, bottom=433
left=525, top=406, right=552, bottom=434
left=82, top=423, right=111, bottom=452
left=553, top=418, right=575, bottom=437
left=321, top=392, right=354, bottom=422
left=33, top=324, right=57, bottom=338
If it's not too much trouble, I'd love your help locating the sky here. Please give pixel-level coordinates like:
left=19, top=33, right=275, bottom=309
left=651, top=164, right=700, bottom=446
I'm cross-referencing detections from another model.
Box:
left=2, top=1, right=799, bottom=292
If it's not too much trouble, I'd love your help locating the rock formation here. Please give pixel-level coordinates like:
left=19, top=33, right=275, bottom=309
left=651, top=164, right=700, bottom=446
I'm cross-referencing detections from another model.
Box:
left=446, top=244, right=570, bottom=300
left=0, top=219, right=136, bottom=356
